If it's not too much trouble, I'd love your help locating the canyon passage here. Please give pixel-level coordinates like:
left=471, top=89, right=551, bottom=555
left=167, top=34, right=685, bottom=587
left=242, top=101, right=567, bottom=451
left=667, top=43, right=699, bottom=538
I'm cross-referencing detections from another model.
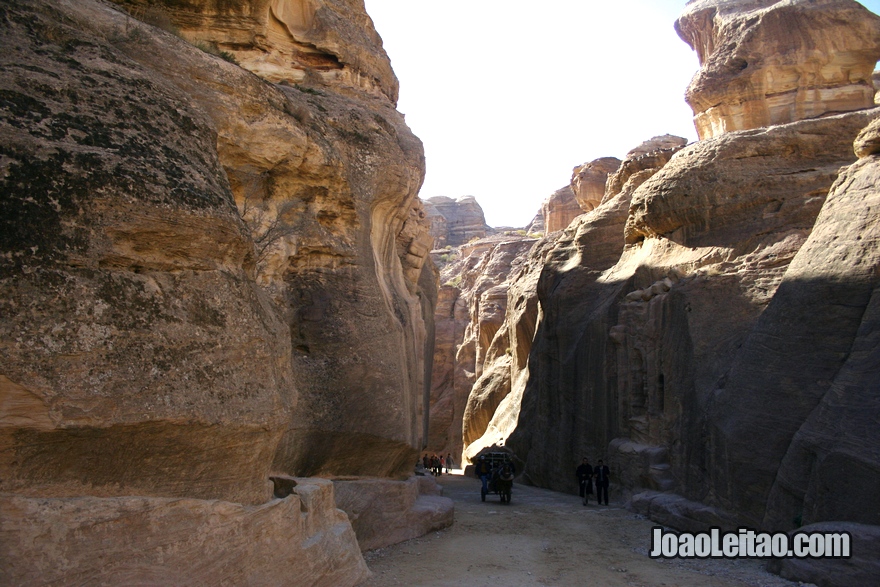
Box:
left=1, top=1, right=879, bottom=586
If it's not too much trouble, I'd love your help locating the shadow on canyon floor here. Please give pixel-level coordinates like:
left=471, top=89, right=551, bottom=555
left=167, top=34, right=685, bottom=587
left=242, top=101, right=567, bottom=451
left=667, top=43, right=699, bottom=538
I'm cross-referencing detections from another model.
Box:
left=359, top=472, right=802, bottom=587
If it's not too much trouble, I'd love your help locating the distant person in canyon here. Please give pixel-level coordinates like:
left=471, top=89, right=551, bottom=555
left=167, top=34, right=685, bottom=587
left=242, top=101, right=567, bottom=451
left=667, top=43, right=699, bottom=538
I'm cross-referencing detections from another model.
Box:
left=594, top=460, right=610, bottom=505
left=576, top=458, right=594, bottom=505
left=475, top=455, right=492, bottom=497
left=445, top=453, right=454, bottom=473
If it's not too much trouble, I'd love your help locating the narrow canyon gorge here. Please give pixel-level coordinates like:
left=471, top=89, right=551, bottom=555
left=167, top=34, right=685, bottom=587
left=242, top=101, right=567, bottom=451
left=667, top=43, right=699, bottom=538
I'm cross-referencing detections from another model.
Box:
left=1, top=1, right=879, bottom=586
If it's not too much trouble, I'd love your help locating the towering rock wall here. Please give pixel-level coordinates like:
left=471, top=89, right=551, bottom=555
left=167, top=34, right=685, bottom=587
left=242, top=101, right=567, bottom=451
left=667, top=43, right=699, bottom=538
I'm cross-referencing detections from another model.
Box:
left=427, top=234, right=538, bottom=459
left=445, top=2, right=880, bottom=585
left=677, top=0, right=880, bottom=139
left=0, top=0, right=435, bottom=583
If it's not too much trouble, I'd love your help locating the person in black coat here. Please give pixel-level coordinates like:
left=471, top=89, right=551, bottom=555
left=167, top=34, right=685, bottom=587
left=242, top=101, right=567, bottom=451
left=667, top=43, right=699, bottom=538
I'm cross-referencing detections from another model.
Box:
left=594, top=459, right=610, bottom=505
left=575, top=458, right=593, bottom=505
left=474, top=455, right=492, bottom=499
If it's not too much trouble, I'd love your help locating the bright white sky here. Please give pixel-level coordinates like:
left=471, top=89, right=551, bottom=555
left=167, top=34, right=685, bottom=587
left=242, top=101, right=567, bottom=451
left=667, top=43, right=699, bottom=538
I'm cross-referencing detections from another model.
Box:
left=363, top=0, right=880, bottom=228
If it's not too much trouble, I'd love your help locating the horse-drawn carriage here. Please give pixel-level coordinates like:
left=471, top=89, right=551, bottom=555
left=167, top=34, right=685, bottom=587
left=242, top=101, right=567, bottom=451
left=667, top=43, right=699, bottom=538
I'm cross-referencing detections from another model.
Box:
left=475, top=451, right=516, bottom=504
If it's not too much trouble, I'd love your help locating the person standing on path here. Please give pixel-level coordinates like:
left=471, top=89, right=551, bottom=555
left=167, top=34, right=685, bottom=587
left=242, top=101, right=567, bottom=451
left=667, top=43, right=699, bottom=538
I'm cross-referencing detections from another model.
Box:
left=576, top=458, right=594, bottom=505
left=446, top=453, right=454, bottom=473
left=475, top=455, right=492, bottom=499
left=594, top=459, right=610, bottom=505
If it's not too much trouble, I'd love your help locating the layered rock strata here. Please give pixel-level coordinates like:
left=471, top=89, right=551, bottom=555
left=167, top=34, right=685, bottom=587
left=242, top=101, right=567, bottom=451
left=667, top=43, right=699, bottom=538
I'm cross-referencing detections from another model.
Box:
left=427, top=234, right=538, bottom=459
left=677, top=0, right=880, bottom=139
left=1, top=0, right=433, bottom=582
left=1, top=479, right=369, bottom=586
left=541, top=185, right=582, bottom=233
left=423, top=195, right=494, bottom=247
left=570, top=156, right=622, bottom=212
left=110, top=0, right=399, bottom=101
left=333, top=475, right=454, bottom=551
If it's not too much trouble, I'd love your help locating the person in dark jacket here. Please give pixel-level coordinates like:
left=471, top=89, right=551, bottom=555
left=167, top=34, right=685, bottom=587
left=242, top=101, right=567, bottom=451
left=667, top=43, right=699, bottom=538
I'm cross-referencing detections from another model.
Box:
left=594, top=459, right=610, bottom=505
left=576, top=458, right=593, bottom=505
left=474, top=456, right=492, bottom=498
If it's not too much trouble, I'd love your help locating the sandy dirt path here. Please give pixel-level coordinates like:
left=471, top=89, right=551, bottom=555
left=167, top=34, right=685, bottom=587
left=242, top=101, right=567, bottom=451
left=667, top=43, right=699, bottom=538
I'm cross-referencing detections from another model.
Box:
left=359, top=472, right=803, bottom=587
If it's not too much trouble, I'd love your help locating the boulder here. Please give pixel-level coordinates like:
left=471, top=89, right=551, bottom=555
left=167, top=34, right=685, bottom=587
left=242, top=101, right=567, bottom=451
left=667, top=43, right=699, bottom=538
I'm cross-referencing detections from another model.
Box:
left=0, top=479, right=370, bottom=587
left=676, top=0, right=880, bottom=139
left=333, top=475, right=454, bottom=551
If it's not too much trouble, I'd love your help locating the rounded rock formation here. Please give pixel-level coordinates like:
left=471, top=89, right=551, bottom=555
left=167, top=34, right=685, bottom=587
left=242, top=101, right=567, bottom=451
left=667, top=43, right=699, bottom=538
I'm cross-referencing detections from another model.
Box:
left=676, top=0, right=880, bottom=139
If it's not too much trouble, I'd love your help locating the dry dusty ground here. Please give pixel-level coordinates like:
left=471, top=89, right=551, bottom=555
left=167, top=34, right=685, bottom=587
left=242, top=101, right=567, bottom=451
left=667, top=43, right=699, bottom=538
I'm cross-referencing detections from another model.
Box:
left=359, top=472, right=806, bottom=587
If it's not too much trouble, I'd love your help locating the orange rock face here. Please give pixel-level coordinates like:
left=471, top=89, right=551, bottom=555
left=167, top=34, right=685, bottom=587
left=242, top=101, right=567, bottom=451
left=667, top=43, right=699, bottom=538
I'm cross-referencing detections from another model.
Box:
left=676, top=0, right=880, bottom=139
left=111, top=0, right=400, bottom=101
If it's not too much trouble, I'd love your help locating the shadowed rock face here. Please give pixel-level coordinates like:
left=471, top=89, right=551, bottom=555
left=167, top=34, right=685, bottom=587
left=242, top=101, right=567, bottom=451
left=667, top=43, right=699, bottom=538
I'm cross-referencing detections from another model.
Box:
left=0, top=0, right=430, bottom=583
left=676, top=0, right=880, bottom=139
left=498, top=110, right=880, bottom=587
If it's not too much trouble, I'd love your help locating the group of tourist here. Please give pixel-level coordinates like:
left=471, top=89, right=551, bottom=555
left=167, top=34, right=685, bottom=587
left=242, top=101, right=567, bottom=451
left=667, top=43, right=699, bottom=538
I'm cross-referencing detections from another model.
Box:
left=422, top=453, right=455, bottom=476
left=575, top=458, right=610, bottom=505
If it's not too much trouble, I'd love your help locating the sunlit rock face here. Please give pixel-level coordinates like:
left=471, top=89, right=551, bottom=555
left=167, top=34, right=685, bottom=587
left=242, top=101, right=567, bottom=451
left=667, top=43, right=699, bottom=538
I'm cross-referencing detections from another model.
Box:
left=676, top=0, right=880, bottom=139
left=0, top=0, right=293, bottom=509
left=571, top=156, right=621, bottom=212
left=427, top=233, right=537, bottom=461
left=110, top=0, right=399, bottom=101
left=541, top=185, right=582, bottom=233
left=424, top=196, right=494, bottom=247
left=0, top=0, right=429, bottom=582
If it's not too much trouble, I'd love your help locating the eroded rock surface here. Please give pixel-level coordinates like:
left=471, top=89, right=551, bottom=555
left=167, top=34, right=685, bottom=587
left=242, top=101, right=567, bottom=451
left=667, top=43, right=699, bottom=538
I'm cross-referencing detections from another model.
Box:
left=110, top=0, right=399, bottom=101
left=427, top=233, right=538, bottom=459
left=0, top=0, right=433, bottom=582
left=541, top=185, right=581, bottom=233
left=0, top=479, right=370, bottom=587
left=499, top=111, right=880, bottom=587
left=333, top=475, right=454, bottom=551
left=423, top=195, right=494, bottom=247
left=571, top=156, right=622, bottom=212
left=677, top=0, right=880, bottom=139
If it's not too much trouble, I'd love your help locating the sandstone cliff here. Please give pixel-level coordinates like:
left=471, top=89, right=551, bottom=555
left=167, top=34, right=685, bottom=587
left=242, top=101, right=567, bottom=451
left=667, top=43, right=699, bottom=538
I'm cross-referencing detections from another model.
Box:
left=423, top=195, right=494, bottom=247
left=427, top=233, right=539, bottom=459
left=439, top=3, right=880, bottom=586
left=0, top=0, right=442, bottom=583
left=677, top=0, right=880, bottom=139
left=112, top=0, right=399, bottom=101
left=540, top=185, right=581, bottom=234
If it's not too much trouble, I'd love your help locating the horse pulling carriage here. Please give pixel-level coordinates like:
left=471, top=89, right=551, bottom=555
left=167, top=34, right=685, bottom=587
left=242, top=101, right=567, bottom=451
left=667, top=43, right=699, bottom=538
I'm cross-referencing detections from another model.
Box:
left=475, top=451, right=516, bottom=504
